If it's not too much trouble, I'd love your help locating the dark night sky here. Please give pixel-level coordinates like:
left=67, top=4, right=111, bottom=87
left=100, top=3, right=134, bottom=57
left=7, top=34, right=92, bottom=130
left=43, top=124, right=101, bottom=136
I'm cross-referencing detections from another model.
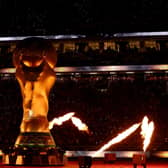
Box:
left=0, top=0, right=168, bottom=36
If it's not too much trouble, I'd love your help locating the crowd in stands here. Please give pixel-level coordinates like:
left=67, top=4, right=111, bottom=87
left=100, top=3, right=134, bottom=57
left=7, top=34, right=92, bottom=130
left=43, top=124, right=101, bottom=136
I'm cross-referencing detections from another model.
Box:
left=57, top=46, right=168, bottom=67
left=0, top=73, right=168, bottom=152
left=0, top=40, right=168, bottom=68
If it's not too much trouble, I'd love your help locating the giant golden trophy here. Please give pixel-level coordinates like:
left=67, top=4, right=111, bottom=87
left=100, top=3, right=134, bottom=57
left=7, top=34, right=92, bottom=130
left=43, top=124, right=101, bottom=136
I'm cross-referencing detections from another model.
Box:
left=11, top=37, right=61, bottom=165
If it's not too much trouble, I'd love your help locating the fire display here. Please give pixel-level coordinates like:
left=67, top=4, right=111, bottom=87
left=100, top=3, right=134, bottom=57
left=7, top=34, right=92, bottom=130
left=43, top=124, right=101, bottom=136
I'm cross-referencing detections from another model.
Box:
left=92, top=116, right=154, bottom=157
left=49, top=112, right=75, bottom=129
left=71, top=116, right=88, bottom=132
left=92, top=123, right=140, bottom=157
left=141, top=116, right=155, bottom=152
left=49, top=112, right=89, bottom=132
left=49, top=113, right=154, bottom=157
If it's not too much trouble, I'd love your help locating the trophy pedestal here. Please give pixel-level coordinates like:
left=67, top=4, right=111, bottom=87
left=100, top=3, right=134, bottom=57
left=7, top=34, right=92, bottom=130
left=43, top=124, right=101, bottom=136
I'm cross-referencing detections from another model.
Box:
left=2, top=132, right=66, bottom=166
left=15, top=132, right=56, bottom=148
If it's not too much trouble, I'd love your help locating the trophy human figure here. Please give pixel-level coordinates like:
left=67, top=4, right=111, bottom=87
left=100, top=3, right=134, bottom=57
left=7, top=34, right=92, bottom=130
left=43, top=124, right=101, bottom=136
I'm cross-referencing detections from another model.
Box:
left=13, top=37, right=57, bottom=148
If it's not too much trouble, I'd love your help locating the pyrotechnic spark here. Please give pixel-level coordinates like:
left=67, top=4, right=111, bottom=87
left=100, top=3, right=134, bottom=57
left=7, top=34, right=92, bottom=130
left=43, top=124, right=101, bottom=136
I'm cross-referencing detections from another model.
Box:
left=92, top=123, right=140, bottom=157
left=49, top=112, right=75, bottom=129
left=71, top=116, right=89, bottom=132
left=140, top=116, right=154, bottom=151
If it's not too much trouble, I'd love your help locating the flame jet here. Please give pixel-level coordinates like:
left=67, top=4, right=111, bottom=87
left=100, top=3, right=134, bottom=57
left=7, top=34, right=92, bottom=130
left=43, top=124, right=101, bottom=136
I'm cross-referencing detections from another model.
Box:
left=140, top=116, right=154, bottom=152
left=49, top=112, right=89, bottom=132
left=71, top=116, right=89, bottom=132
left=92, top=123, right=140, bottom=157
left=49, top=112, right=75, bottom=129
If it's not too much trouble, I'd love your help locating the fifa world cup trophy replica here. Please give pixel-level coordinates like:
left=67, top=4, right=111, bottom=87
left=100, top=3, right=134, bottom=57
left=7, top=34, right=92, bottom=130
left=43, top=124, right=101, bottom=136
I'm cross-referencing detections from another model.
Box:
left=11, top=37, right=62, bottom=165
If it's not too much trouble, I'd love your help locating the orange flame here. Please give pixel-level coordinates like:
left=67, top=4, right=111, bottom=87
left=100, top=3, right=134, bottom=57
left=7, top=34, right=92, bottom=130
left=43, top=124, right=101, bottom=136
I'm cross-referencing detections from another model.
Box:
left=71, top=116, right=89, bottom=132
left=49, top=112, right=89, bottom=132
left=140, top=116, right=154, bottom=152
left=92, top=123, right=140, bottom=157
left=49, top=112, right=75, bottom=129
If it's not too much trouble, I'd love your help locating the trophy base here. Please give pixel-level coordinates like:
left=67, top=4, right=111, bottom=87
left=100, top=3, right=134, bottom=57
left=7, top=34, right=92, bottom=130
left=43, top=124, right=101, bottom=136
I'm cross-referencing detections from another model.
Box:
left=2, top=132, right=67, bottom=166
left=15, top=132, right=56, bottom=148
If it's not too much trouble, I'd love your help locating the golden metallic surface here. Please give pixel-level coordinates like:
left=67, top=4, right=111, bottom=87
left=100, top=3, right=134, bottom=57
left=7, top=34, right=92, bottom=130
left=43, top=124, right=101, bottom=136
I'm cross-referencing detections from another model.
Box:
left=13, top=37, right=57, bottom=133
